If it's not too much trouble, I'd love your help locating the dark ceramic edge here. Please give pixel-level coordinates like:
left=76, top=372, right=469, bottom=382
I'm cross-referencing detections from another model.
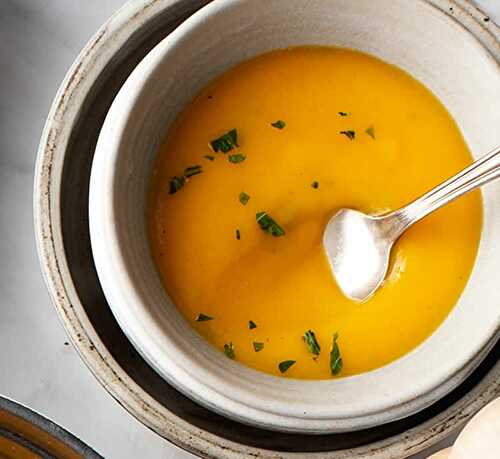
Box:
left=33, top=1, right=500, bottom=458
left=0, top=395, right=103, bottom=458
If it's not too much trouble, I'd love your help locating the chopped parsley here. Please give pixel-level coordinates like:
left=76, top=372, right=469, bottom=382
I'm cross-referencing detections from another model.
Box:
left=169, top=165, right=203, bottom=194
left=224, top=342, right=235, bottom=359
left=253, top=342, right=264, bottom=352
left=365, top=126, right=375, bottom=139
left=311, top=181, right=319, bottom=189
left=330, top=333, right=343, bottom=375
left=228, top=153, right=246, bottom=164
left=169, top=176, right=185, bottom=194
left=239, top=192, right=250, bottom=205
left=210, top=129, right=238, bottom=153
left=184, top=165, right=202, bottom=177
left=340, top=130, right=356, bottom=140
left=279, top=360, right=296, bottom=373
left=256, top=212, right=285, bottom=237
left=271, top=120, right=286, bottom=129
left=338, top=111, right=350, bottom=117
left=248, top=320, right=257, bottom=330
left=236, top=229, right=241, bottom=240
left=304, top=330, right=321, bottom=356
left=195, top=313, right=213, bottom=322
left=204, top=155, right=215, bottom=161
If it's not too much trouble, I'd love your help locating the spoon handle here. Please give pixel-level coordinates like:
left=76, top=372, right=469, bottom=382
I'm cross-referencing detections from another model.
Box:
left=396, top=145, right=500, bottom=229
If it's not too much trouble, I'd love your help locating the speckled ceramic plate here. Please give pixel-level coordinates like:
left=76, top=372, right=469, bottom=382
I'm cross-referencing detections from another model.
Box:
left=0, top=396, right=102, bottom=459
left=34, top=0, right=500, bottom=457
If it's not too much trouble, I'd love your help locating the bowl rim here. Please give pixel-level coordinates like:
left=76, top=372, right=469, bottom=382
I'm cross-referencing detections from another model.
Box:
left=0, top=395, right=103, bottom=459
left=88, top=0, right=500, bottom=434
left=34, top=0, right=500, bottom=456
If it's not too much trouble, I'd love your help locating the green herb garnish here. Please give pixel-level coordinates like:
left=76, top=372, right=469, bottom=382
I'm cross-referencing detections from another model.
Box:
left=169, top=164, right=203, bottom=194
left=365, top=126, right=375, bottom=139
left=279, top=360, right=296, bottom=373
left=248, top=320, right=257, bottom=330
left=256, top=212, right=285, bottom=237
left=195, top=313, right=213, bottom=322
left=311, top=181, right=319, bottom=189
left=169, top=176, right=185, bottom=194
left=204, top=155, right=215, bottom=161
left=330, top=333, right=343, bottom=375
left=338, top=111, right=350, bottom=117
left=304, top=330, right=321, bottom=356
left=340, top=130, right=356, bottom=140
left=271, top=120, right=286, bottom=129
left=184, top=165, right=202, bottom=177
left=253, top=342, right=264, bottom=352
left=224, top=342, right=235, bottom=359
left=239, top=192, right=250, bottom=205
left=210, top=129, right=238, bottom=153
left=236, top=229, right=241, bottom=240
left=229, top=153, right=246, bottom=164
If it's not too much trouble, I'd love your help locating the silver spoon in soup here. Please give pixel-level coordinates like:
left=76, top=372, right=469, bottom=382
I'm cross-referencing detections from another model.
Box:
left=323, top=145, right=500, bottom=302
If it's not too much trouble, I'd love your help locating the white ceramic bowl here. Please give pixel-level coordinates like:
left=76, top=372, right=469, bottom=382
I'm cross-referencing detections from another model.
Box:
left=89, top=0, right=500, bottom=434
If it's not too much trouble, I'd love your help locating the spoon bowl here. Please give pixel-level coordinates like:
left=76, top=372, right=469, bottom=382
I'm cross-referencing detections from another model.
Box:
left=323, top=210, right=402, bottom=301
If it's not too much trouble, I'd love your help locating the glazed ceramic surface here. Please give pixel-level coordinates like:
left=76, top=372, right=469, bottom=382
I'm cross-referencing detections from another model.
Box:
left=89, top=0, right=500, bottom=434
left=35, top=0, right=500, bottom=456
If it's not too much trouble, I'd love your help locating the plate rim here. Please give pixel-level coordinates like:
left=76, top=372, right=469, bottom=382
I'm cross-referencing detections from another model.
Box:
left=33, top=0, right=500, bottom=458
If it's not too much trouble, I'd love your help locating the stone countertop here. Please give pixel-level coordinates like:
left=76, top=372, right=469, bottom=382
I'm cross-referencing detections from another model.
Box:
left=0, top=1, right=498, bottom=458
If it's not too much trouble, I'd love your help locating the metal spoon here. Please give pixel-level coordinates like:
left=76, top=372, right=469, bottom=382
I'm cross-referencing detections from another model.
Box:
left=323, top=146, right=500, bottom=302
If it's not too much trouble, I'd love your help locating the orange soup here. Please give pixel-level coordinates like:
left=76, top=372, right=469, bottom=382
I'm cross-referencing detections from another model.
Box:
left=148, top=47, right=481, bottom=379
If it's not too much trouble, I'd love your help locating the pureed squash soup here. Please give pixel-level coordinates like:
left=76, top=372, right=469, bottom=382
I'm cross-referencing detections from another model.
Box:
left=148, top=47, right=482, bottom=379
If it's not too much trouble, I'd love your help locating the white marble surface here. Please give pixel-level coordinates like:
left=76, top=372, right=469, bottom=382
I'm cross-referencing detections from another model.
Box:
left=0, top=1, right=498, bottom=458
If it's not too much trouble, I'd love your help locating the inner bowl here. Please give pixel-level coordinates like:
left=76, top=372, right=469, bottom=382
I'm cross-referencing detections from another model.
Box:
left=89, top=0, right=500, bottom=433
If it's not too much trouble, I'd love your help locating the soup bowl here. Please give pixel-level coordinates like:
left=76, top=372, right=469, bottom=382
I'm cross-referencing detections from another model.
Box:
left=89, top=0, right=500, bottom=434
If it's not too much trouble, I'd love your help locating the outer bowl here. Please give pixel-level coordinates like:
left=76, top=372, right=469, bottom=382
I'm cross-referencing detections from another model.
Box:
left=88, top=0, right=500, bottom=434
left=35, top=0, right=500, bottom=456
